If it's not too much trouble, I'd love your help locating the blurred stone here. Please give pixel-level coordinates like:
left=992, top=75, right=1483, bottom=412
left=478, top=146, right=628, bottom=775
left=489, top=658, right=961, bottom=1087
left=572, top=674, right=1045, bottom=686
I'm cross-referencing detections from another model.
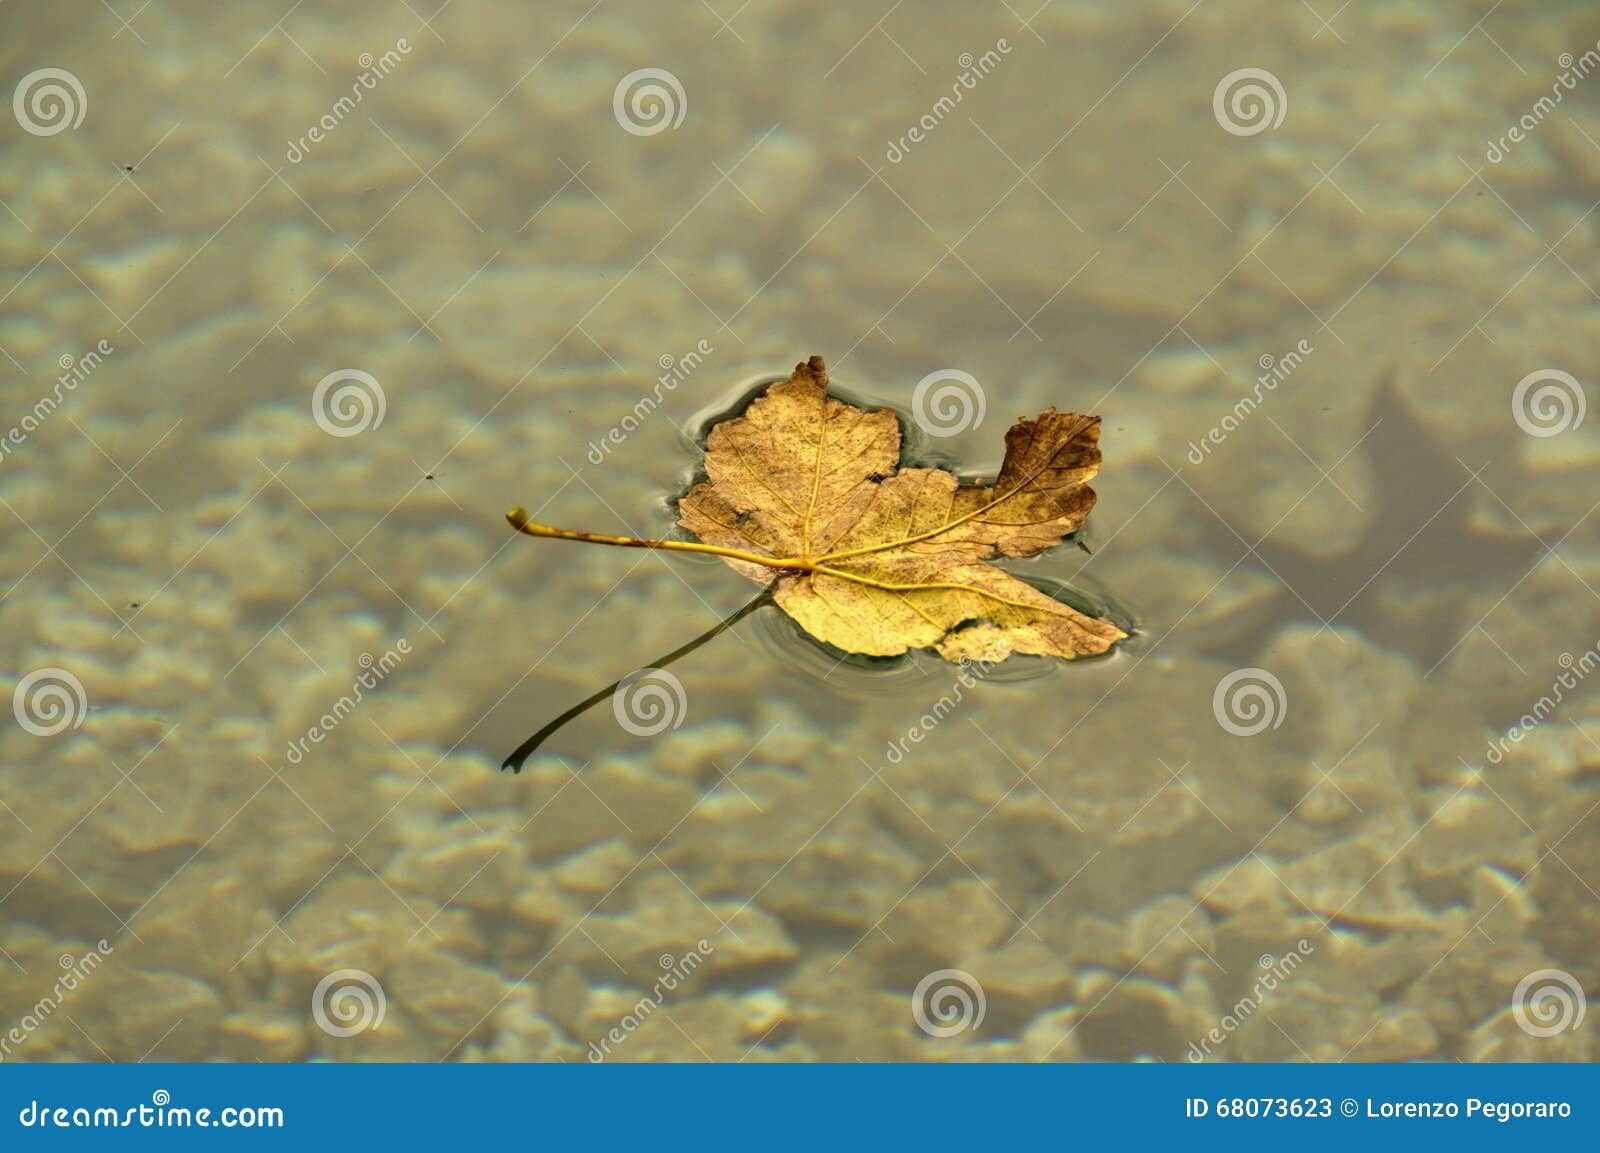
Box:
left=1193, top=855, right=1292, bottom=913
left=384, top=816, right=529, bottom=910
left=1415, top=791, right=1535, bottom=881
left=1072, top=970, right=1201, bottom=1061
left=507, top=874, right=583, bottom=934
left=738, top=989, right=790, bottom=1041
left=1126, top=895, right=1215, bottom=980
left=266, top=874, right=480, bottom=981
left=537, top=964, right=592, bottom=1040
left=1466, top=1006, right=1595, bottom=1062
left=785, top=956, right=929, bottom=1061
left=973, top=939, right=1075, bottom=1028
left=129, top=868, right=276, bottom=999
left=1019, top=1006, right=1083, bottom=1060
left=1061, top=913, right=1128, bottom=970
left=486, top=986, right=570, bottom=1061
left=219, top=1010, right=309, bottom=1061
left=1403, top=943, right=1556, bottom=1051
left=736, top=810, right=924, bottom=934
left=552, top=837, right=640, bottom=895
left=1276, top=835, right=1433, bottom=930
left=875, top=879, right=1013, bottom=976
left=1344, top=1007, right=1440, bottom=1060
left=386, top=942, right=508, bottom=1044
left=74, top=968, right=224, bottom=1061
left=556, top=874, right=796, bottom=986
left=304, top=999, right=430, bottom=1061
left=1225, top=978, right=1379, bottom=1061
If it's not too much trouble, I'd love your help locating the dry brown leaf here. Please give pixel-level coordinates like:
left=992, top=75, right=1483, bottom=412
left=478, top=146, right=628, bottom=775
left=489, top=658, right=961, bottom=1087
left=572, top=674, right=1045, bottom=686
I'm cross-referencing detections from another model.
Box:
left=508, top=355, right=1125, bottom=663
left=677, top=356, right=1124, bottom=661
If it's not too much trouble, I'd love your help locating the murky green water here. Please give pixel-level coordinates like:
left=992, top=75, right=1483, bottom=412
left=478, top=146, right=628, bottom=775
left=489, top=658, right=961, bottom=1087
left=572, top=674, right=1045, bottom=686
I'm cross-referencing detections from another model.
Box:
left=1, top=0, right=1597, bottom=1061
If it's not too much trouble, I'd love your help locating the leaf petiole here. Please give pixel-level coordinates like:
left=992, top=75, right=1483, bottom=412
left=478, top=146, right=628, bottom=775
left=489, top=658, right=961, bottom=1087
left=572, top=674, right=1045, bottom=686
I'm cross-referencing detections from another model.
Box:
left=506, top=507, right=812, bottom=572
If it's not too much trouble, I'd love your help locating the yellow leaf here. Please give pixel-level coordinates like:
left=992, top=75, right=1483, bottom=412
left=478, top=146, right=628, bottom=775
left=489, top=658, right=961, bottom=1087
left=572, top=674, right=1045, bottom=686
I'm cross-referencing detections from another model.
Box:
left=508, top=355, right=1125, bottom=663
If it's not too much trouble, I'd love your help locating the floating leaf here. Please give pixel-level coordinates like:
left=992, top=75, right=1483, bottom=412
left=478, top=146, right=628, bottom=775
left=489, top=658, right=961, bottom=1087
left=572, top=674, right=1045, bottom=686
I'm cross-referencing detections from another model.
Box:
left=508, top=355, right=1124, bottom=664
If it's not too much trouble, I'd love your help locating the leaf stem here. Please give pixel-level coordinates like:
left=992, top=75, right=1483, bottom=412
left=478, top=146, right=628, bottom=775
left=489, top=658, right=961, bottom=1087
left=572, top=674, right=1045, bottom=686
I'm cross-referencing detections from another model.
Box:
left=500, top=583, right=777, bottom=774
left=506, top=507, right=811, bottom=571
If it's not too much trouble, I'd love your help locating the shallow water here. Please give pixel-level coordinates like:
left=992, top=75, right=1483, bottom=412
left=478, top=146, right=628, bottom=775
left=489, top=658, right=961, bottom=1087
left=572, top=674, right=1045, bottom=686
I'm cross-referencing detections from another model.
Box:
left=2, top=0, right=1598, bottom=1061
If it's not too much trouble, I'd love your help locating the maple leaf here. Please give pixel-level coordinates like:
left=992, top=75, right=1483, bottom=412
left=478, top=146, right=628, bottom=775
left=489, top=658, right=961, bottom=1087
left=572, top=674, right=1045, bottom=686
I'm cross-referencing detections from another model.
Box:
left=507, top=356, right=1125, bottom=663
